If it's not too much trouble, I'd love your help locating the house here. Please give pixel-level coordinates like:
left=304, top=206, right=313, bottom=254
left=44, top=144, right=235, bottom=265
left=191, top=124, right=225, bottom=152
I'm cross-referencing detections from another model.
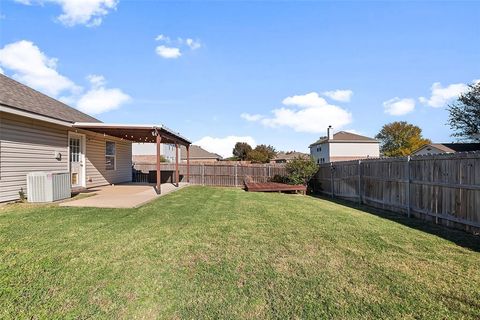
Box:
left=412, top=143, right=480, bottom=156
left=132, top=145, right=221, bottom=166
left=132, top=142, right=178, bottom=163
left=159, top=144, right=178, bottom=163
left=0, top=74, right=191, bottom=202
left=180, top=145, right=223, bottom=163
left=309, top=126, right=380, bottom=164
left=270, top=151, right=309, bottom=164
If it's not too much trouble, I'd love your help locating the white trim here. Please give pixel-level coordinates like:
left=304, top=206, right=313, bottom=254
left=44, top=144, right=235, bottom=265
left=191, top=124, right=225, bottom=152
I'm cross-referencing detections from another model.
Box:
left=0, top=105, right=73, bottom=127
left=68, top=132, right=86, bottom=188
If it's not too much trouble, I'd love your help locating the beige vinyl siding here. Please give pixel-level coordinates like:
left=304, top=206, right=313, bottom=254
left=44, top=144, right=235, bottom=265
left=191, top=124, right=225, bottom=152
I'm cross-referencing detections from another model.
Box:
left=82, top=131, right=132, bottom=188
left=0, top=112, right=69, bottom=202
left=0, top=111, right=133, bottom=202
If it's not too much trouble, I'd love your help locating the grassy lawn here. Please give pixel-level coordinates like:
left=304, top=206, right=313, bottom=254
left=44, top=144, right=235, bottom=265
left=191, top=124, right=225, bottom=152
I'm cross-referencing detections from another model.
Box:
left=1, top=186, right=479, bottom=319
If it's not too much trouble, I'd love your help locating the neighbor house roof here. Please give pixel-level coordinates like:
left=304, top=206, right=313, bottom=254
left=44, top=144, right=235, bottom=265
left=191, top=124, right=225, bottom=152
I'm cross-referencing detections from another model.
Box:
left=272, top=151, right=309, bottom=161
left=414, top=143, right=480, bottom=154
left=0, top=74, right=100, bottom=123
left=132, top=145, right=222, bottom=164
left=180, top=145, right=222, bottom=160
left=309, top=131, right=378, bottom=147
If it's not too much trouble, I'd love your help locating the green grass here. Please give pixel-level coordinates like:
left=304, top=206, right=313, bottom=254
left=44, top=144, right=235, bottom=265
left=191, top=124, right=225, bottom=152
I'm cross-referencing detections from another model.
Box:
left=1, top=186, right=479, bottom=319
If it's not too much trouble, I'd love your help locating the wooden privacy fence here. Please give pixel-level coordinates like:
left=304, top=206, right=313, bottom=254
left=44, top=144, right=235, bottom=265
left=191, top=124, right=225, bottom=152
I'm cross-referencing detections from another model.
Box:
left=310, top=152, right=480, bottom=233
left=133, top=163, right=287, bottom=187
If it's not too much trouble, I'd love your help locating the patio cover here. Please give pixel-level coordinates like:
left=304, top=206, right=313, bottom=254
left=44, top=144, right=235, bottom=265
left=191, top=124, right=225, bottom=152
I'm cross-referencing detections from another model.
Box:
left=72, top=123, right=191, bottom=145
left=73, top=122, right=191, bottom=194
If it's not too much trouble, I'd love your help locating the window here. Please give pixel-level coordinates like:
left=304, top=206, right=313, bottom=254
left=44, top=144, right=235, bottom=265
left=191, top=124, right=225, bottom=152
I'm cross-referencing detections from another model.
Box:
left=69, top=138, right=80, bottom=162
left=105, top=141, right=116, bottom=170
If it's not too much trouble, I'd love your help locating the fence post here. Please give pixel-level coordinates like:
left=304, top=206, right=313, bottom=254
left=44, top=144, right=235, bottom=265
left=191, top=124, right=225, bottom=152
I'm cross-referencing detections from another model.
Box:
left=202, top=163, right=205, bottom=186
left=234, top=163, right=238, bottom=187
left=358, top=160, right=362, bottom=204
left=406, top=156, right=411, bottom=218
left=330, top=162, right=335, bottom=198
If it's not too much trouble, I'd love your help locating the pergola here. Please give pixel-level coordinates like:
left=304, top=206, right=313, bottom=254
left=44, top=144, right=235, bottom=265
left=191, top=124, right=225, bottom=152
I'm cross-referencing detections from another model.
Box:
left=73, top=123, right=191, bottom=194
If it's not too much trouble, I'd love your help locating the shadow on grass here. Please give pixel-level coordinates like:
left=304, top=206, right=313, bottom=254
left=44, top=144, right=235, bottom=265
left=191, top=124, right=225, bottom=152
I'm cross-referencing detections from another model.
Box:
left=310, top=194, right=480, bottom=253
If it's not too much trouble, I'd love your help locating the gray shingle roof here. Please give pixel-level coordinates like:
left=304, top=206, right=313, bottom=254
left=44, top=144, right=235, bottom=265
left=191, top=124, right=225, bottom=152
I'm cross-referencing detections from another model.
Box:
left=180, top=145, right=223, bottom=160
left=420, top=143, right=480, bottom=153
left=273, top=151, right=309, bottom=161
left=0, top=74, right=100, bottom=123
left=309, top=131, right=378, bottom=147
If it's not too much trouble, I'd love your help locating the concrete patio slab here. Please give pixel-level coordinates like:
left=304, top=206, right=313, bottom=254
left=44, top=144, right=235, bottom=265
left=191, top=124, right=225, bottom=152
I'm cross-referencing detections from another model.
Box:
left=60, top=183, right=188, bottom=208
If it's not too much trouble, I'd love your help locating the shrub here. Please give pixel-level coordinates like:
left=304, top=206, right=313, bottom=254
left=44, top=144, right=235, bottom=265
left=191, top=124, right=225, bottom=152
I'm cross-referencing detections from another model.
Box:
left=285, top=156, right=318, bottom=185
left=270, top=174, right=290, bottom=184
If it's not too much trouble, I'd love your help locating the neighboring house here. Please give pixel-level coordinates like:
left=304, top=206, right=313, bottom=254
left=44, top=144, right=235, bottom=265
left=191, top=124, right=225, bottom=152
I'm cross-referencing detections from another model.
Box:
left=270, top=151, right=309, bottom=164
left=412, top=143, right=480, bottom=156
left=132, top=145, right=222, bottom=165
left=0, top=74, right=189, bottom=202
left=309, top=126, right=380, bottom=164
left=160, top=143, right=178, bottom=163
left=180, top=145, right=223, bottom=163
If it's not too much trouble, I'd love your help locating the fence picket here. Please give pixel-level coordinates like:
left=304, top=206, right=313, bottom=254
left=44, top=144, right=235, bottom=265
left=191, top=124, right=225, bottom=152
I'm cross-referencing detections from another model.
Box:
left=310, top=153, right=480, bottom=233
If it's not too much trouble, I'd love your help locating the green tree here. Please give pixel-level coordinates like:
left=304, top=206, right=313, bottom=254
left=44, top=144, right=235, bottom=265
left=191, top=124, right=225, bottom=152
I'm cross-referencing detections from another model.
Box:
left=232, top=142, right=252, bottom=160
left=375, top=121, right=431, bottom=157
left=246, top=149, right=268, bottom=163
left=447, top=82, right=480, bottom=141
left=246, top=144, right=277, bottom=163
left=285, top=156, right=318, bottom=185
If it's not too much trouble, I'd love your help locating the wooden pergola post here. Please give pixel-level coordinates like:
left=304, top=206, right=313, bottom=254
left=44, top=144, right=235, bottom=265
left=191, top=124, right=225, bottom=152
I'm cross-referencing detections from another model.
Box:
left=156, top=132, right=162, bottom=194
left=175, top=142, right=179, bottom=187
left=186, top=145, right=190, bottom=183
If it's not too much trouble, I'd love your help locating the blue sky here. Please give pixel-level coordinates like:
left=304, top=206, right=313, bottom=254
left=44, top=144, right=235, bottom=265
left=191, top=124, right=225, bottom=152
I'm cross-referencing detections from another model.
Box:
left=1, top=0, right=479, bottom=157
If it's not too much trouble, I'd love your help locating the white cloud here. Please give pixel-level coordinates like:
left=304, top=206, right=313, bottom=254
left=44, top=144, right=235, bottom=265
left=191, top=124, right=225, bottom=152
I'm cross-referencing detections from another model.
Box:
left=243, top=92, right=352, bottom=134
left=194, top=136, right=257, bottom=158
left=0, top=67, right=4, bottom=74
left=186, top=38, right=201, bottom=50
left=282, top=92, right=328, bottom=108
left=419, top=82, right=469, bottom=108
left=241, top=113, right=263, bottom=122
left=155, top=45, right=181, bottom=59
left=0, top=40, right=130, bottom=115
left=15, top=0, right=118, bottom=27
left=383, top=97, right=415, bottom=116
left=322, top=89, right=353, bottom=102
left=155, top=34, right=170, bottom=42
left=76, top=74, right=130, bottom=114
left=0, top=40, right=79, bottom=96
left=155, top=34, right=201, bottom=58
left=260, top=106, right=352, bottom=134
left=87, top=74, right=106, bottom=88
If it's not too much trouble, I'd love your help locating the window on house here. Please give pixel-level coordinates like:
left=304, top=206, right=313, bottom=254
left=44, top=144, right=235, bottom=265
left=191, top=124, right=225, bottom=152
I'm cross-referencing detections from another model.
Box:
left=105, top=141, right=116, bottom=170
